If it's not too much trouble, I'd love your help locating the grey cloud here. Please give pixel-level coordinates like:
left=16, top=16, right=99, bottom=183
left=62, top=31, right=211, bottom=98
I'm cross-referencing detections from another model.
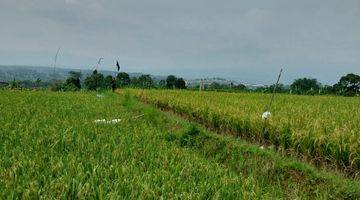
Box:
left=0, top=0, right=359, bottom=84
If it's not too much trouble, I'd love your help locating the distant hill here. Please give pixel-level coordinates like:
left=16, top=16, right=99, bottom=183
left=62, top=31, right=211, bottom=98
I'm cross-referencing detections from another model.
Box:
left=0, top=65, right=162, bottom=82
left=0, top=65, right=269, bottom=89
left=186, top=77, right=238, bottom=87
left=185, top=77, right=269, bottom=89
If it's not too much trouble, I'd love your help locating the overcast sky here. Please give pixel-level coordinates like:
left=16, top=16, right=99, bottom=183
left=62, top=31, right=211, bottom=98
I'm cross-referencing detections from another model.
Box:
left=0, top=0, right=359, bottom=84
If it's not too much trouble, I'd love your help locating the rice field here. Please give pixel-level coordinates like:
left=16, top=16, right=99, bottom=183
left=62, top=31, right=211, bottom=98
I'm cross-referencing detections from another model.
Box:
left=1, top=89, right=360, bottom=199
left=129, top=89, right=360, bottom=173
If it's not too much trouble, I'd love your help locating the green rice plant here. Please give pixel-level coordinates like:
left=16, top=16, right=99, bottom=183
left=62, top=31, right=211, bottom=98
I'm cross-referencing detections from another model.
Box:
left=128, top=89, right=360, bottom=173
left=1, top=89, right=359, bottom=199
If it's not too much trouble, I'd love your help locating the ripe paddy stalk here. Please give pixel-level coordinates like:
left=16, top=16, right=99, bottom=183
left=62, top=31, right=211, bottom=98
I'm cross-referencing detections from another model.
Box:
left=129, top=89, right=360, bottom=172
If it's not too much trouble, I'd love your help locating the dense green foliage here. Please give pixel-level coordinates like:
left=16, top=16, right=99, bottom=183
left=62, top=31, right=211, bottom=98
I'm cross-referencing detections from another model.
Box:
left=84, top=70, right=105, bottom=90
left=130, top=75, right=155, bottom=89
left=166, top=75, right=187, bottom=89
left=130, top=89, right=360, bottom=174
left=49, top=80, right=64, bottom=92
left=64, top=71, right=82, bottom=91
left=8, top=79, right=20, bottom=89
left=290, top=78, right=320, bottom=95
left=137, top=74, right=154, bottom=88
left=335, top=73, right=360, bottom=96
left=103, top=75, right=115, bottom=90
left=116, top=72, right=131, bottom=88
left=0, top=90, right=359, bottom=198
left=166, top=75, right=177, bottom=89
left=175, top=78, right=186, bottom=89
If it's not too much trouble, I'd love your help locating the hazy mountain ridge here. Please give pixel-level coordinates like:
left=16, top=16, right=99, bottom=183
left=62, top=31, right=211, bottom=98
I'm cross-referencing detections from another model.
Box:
left=0, top=65, right=268, bottom=88
left=0, top=65, right=155, bottom=82
left=186, top=77, right=269, bottom=89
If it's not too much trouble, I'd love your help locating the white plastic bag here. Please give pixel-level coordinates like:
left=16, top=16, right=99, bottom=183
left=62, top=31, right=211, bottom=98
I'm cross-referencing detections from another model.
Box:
left=94, top=119, right=106, bottom=124
left=262, top=111, right=271, bottom=120
left=94, top=118, right=121, bottom=124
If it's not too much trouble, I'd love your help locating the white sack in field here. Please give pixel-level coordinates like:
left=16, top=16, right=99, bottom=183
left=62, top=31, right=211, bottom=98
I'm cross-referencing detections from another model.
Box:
left=94, top=119, right=106, bottom=123
left=109, top=119, right=121, bottom=124
left=262, top=111, right=271, bottom=120
left=94, top=119, right=121, bottom=124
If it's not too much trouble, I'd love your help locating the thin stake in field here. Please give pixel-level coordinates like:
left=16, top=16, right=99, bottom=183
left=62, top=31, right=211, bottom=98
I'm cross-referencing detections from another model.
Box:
left=266, top=68, right=283, bottom=113
left=52, top=47, right=61, bottom=76
left=95, top=57, right=104, bottom=71
left=261, top=68, right=283, bottom=149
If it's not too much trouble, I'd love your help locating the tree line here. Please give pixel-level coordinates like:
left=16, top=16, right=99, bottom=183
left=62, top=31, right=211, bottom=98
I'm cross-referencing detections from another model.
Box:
left=252, top=73, right=359, bottom=96
left=1, top=70, right=359, bottom=97
left=186, top=73, right=360, bottom=97
left=45, top=70, right=187, bottom=91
